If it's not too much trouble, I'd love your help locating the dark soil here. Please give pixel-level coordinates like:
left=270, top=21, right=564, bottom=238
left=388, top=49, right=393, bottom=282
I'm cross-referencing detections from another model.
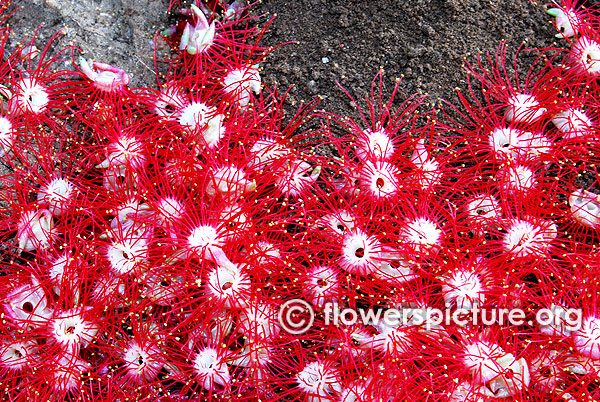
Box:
left=255, top=0, right=557, bottom=120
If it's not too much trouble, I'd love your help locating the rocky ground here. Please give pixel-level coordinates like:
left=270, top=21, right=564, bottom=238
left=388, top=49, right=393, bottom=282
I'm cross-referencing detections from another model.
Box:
left=8, top=0, right=169, bottom=89
left=9, top=0, right=559, bottom=124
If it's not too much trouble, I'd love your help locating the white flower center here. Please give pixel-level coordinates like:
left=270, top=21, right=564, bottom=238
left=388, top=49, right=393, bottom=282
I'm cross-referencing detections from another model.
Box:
left=16, top=78, right=49, bottom=114
left=188, top=225, right=221, bottom=253
left=107, top=236, right=149, bottom=275
left=51, top=310, right=98, bottom=350
left=318, top=210, right=356, bottom=235
left=569, top=189, right=600, bottom=228
left=466, top=194, right=501, bottom=227
left=355, top=128, right=394, bottom=162
left=6, top=283, right=51, bottom=327
left=489, top=127, right=523, bottom=158
left=0, top=340, right=37, bottom=371
left=206, top=263, right=251, bottom=308
left=193, top=347, right=231, bottom=390
left=153, top=86, right=186, bottom=119
left=223, top=66, right=261, bottom=106
left=502, top=219, right=555, bottom=258
left=463, top=341, right=506, bottom=383
left=363, top=322, right=413, bottom=354
left=442, top=270, right=485, bottom=310
left=496, top=164, right=536, bottom=194
left=237, top=303, right=280, bottom=341
left=574, top=36, right=600, bottom=75
left=17, top=209, right=56, bottom=251
left=359, top=161, right=400, bottom=198
left=275, top=159, right=321, bottom=197
left=339, top=229, right=381, bottom=276
left=123, top=341, right=163, bottom=380
left=504, top=93, right=545, bottom=124
left=304, top=265, right=340, bottom=307
left=179, top=101, right=209, bottom=126
left=400, top=217, right=443, bottom=254
left=374, top=246, right=417, bottom=284
left=0, top=116, right=14, bottom=156
left=551, top=108, right=593, bottom=140
left=296, top=361, right=342, bottom=397
left=574, top=316, right=600, bottom=359
left=206, top=165, right=254, bottom=199
left=38, top=177, right=74, bottom=216
left=99, top=135, right=147, bottom=170
left=248, top=138, right=290, bottom=169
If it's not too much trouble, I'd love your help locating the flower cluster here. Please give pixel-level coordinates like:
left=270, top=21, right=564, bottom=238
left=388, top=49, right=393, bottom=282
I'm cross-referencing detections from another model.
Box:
left=1, top=0, right=600, bottom=401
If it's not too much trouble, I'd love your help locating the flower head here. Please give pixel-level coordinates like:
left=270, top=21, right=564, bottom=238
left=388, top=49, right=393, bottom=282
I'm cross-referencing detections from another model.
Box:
left=409, top=139, right=443, bottom=189
left=444, top=270, right=486, bottom=313
left=79, top=58, right=130, bottom=92
left=569, top=35, right=600, bottom=76
left=37, top=177, right=75, bottom=217
left=179, top=4, right=216, bottom=55
left=192, top=347, right=231, bottom=391
left=461, top=339, right=530, bottom=398
left=206, top=262, right=251, bottom=308
left=547, top=6, right=582, bottom=38
left=495, top=163, right=537, bottom=196
left=247, top=137, right=291, bottom=170
left=0, top=116, right=15, bottom=157
left=569, top=188, right=600, bottom=228
left=572, top=315, right=600, bottom=360
left=464, top=193, right=502, bottom=235
left=488, top=127, right=551, bottom=161
left=303, top=265, right=342, bottom=308
left=504, top=93, right=546, bottom=124
left=47, top=253, right=83, bottom=296
left=10, top=77, right=49, bottom=115
left=339, top=228, right=382, bottom=276
left=502, top=218, right=557, bottom=259
left=4, top=281, right=52, bottom=328
left=236, top=302, right=280, bottom=341
left=274, top=159, right=321, bottom=198
left=96, top=134, right=147, bottom=171
left=551, top=108, right=594, bottom=140
left=374, top=246, right=417, bottom=284
left=17, top=209, right=57, bottom=252
left=185, top=223, right=232, bottom=267
left=49, top=308, right=99, bottom=355
left=358, top=160, right=400, bottom=200
left=178, top=101, right=224, bottom=150
left=399, top=217, right=443, bottom=255
left=354, top=128, right=395, bottom=162
left=223, top=64, right=261, bottom=107
left=106, top=232, right=150, bottom=276
left=122, top=340, right=164, bottom=382
left=296, top=361, right=342, bottom=401
left=206, top=165, right=256, bottom=200
left=0, top=338, right=38, bottom=371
